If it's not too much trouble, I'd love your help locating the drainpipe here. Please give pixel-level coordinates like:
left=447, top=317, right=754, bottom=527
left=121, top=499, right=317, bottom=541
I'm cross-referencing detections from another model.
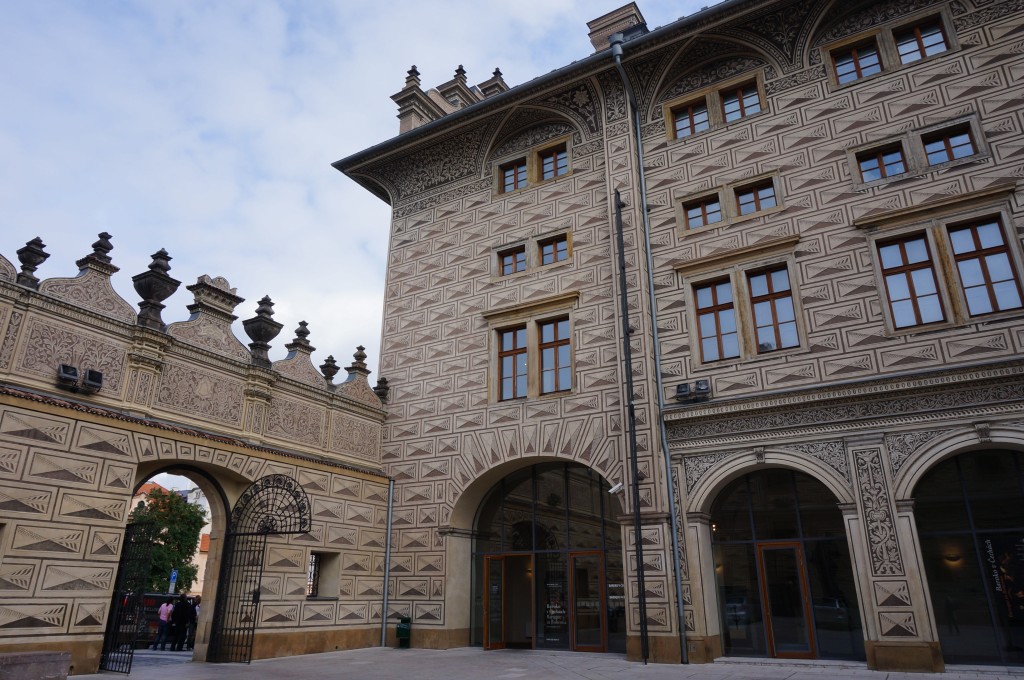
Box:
left=610, top=32, right=689, bottom=665
left=380, top=478, right=395, bottom=647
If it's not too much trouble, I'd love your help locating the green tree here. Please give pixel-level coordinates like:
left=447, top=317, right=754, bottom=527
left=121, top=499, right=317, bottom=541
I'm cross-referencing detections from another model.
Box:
left=129, top=487, right=207, bottom=593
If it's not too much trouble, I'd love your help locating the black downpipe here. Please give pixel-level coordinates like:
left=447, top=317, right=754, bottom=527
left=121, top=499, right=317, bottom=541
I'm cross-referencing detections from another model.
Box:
left=613, top=190, right=649, bottom=664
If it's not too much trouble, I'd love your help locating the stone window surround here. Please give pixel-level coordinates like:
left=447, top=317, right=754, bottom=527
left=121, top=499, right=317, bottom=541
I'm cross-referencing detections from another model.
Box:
left=821, top=6, right=958, bottom=91
left=491, top=134, right=573, bottom=196
left=306, top=549, right=341, bottom=600
left=857, top=188, right=1024, bottom=336
left=482, top=291, right=579, bottom=403
left=673, top=172, right=785, bottom=235
left=675, top=236, right=806, bottom=370
left=661, top=70, right=768, bottom=143
left=846, top=114, right=987, bottom=189
left=490, top=227, right=573, bottom=281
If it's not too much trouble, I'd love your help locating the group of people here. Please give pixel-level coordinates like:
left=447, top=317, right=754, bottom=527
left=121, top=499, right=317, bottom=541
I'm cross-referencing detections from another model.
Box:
left=151, top=594, right=200, bottom=652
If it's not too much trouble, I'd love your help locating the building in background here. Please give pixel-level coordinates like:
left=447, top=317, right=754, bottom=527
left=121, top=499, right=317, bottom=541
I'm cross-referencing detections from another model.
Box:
left=336, top=0, right=1024, bottom=671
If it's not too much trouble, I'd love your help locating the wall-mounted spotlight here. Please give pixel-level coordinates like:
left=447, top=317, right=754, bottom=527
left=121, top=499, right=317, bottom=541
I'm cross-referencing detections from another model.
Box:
left=55, top=364, right=103, bottom=394
left=57, top=364, right=79, bottom=388
left=608, top=482, right=624, bottom=494
left=675, top=379, right=712, bottom=404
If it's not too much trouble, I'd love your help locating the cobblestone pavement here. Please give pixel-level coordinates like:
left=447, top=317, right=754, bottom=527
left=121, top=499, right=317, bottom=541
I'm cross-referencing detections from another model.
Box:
left=78, top=647, right=1024, bottom=680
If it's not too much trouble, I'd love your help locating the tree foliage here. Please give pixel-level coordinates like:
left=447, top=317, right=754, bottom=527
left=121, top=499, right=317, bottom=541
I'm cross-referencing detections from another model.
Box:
left=129, top=487, right=207, bottom=593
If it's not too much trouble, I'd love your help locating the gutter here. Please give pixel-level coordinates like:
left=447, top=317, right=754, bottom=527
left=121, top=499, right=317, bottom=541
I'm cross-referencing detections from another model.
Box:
left=609, top=32, right=689, bottom=665
left=332, top=0, right=751, bottom=177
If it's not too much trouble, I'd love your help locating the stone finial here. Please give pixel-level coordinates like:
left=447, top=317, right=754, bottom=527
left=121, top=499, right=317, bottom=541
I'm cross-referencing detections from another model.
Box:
left=476, top=68, right=509, bottom=99
left=405, top=65, right=421, bottom=88
left=186, top=275, right=244, bottom=322
left=284, top=321, right=315, bottom=354
left=242, top=296, right=284, bottom=368
left=493, top=68, right=502, bottom=78
left=76, top=232, right=119, bottom=275
left=344, top=345, right=371, bottom=379
left=132, top=249, right=181, bottom=331
left=454, top=64, right=467, bottom=83
left=373, top=377, right=390, bottom=403
left=16, top=237, right=49, bottom=289
left=320, top=355, right=340, bottom=384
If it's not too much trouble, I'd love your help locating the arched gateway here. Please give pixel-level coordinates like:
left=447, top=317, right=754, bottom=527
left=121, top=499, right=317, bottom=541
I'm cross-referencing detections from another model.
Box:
left=470, top=462, right=625, bottom=652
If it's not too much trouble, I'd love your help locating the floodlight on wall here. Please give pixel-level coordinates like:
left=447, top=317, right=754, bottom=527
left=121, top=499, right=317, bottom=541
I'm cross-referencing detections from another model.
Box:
left=674, top=383, right=691, bottom=401
left=675, top=379, right=712, bottom=405
left=56, top=364, right=79, bottom=390
left=81, top=369, right=104, bottom=393
left=694, top=379, right=711, bottom=400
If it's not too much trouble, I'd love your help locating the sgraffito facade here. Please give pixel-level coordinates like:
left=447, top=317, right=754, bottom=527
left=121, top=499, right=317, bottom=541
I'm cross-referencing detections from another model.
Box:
left=337, top=0, right=1024, bottom=671
left=0, top=236, right=389, bottom=674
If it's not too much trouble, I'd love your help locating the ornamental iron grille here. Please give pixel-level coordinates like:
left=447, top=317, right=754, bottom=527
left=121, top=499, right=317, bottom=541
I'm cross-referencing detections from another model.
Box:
left=208, top=474, right=311, bottom=663
left=99, top=522, right=157, bottom=674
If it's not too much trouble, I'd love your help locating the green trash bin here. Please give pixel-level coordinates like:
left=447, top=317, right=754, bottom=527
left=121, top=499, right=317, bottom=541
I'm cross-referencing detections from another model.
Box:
left=396, top=616, right=411, bottom=648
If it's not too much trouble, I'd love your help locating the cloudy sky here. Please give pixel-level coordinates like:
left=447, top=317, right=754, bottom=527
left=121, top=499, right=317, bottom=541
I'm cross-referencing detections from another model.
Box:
left=2, top=1, right=713, bottom=391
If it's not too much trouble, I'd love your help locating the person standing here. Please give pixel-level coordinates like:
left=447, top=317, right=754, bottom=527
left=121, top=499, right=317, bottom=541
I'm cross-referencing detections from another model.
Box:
left=171, top=595, right=196, bottom=652
left=151, top=598, right=174, bottom=651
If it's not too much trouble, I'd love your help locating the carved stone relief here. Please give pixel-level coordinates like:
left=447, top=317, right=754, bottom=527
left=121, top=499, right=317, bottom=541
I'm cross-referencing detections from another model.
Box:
left=39, top=268, right=136, bottom=324
left=155, top=361, right=243, bottom=425
left=683, top=452, right=734, bottom=494
left=884, top=429, right=946, bottom=479
left=787, top=440, right=851, bottom=483
left=18, top=319, right=126, bottom=391
left=853, top=447, right=904, bottom=576
left=329, top=413, right=382, bottom=462
left=0, top=254, right=15, bottom=281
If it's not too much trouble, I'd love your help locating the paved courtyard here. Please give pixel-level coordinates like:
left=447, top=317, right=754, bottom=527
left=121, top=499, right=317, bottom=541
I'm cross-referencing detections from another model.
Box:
left=77, top=647, right=1024, bottom=680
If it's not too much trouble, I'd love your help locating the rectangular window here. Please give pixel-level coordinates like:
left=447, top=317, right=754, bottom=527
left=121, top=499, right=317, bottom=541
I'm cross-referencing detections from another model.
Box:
left=923, top=126, right=975, bottom=166
left=833, top=40, right=883, bottom=84
left=721, top=82, right=761, bottom=122
left=539, top=235, right=569, bottom=265
left=895, top=20, right=949, bottom=64
left=684, top=196, right=723, bottom=229
left=672, top=100, right=710, bottom=138
left=695, top=280, right=740, bottom=362
left=878, top=235, right=945, bottom=328
left=748, top=267, right=799, bottom=353
left=499, top=246, right=526, bottom=276
left=857, top=144, right=906, bottom=182
left=499, top=327, right=528, bottom=400
left=501, top=160, right=527, bottom=193
left=539, top=318, right=571, bottom=394
left=948, top=220, right=1024, bottom=316
left=307, top=553, right=321, bottom=597
left=736, top=181, right=777, bottom=216
left=540, top=145, right=569, bottom=180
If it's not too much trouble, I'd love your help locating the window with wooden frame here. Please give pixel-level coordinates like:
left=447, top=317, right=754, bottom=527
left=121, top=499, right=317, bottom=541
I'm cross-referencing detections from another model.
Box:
left=672, top=99, right=711, bottom=139
left=895, top=18, right=949, bottom=64
left=498, top=326, right=529, bottom=401
left=947, top=219, right=1023, bottom=317
left=877, top=234, right=946, bottom=329
left=695, top=279, right=740, bottom=362
left=748, top=266, right=799, bottom=353
left=721, top=82, right=761, bottom=123
left=539, top=235, right=569, bottom=266
left=539, top=318, right=571, bottom=394
left=540, top=144, right=569, bottom=180
left=735, top=180, right=777, bottom=216
left=501, top=159, right=527, bottom=193
left=923, top=125, right=975, bottom=166
left=857, top=144, right=907, bottom=182
left=832, top=39, right=884, bottom=84
left=683, top=195, right=723, bottom=229
left=499, top=246, right=527, bottom=276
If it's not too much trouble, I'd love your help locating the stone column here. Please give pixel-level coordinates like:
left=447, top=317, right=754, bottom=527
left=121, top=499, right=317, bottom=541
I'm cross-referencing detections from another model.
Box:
left=846, top=438, right=943, bottom=672
left=684, top=512, right=721, bottom=662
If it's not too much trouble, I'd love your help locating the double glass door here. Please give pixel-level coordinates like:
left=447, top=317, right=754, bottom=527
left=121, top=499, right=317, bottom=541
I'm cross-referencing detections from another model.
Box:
left=757, top=542, right=816, bottom=658
left=484, top=551, right=606, bottom=652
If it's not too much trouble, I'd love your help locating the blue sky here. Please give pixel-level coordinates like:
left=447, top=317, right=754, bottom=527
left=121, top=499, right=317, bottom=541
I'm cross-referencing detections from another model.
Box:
left=1, top=0, right=710, bottom=387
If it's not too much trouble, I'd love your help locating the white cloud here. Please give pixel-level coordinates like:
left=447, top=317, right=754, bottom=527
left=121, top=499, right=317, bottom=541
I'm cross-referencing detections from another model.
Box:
left=0, top=0, right=711, bottom=377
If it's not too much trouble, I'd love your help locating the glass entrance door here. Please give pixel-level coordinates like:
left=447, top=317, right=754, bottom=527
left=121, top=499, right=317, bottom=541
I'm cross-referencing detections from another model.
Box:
left=484, top=556, right=505, bottom=650
left=570, top=551, right=605, bottom=652
left=757, top=542, right=816, bottom=658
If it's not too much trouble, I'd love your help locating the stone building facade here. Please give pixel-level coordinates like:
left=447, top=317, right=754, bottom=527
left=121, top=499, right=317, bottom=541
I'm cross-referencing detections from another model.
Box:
left=336, top=0, right=1024, bottom=672
left=0, top=235, right=389, bottom=674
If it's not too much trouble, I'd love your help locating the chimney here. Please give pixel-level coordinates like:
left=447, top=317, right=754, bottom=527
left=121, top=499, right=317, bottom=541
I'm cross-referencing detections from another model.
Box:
left=587, top=2, right=648, bottom=52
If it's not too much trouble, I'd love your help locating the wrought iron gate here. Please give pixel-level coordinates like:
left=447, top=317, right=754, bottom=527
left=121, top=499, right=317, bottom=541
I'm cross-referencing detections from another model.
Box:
left=208, top=474, right=311, bottom=663
left=99, top=522, right=156, bottom=673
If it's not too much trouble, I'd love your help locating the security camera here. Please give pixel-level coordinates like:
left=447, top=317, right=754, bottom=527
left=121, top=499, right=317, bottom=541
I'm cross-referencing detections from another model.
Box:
left=608, top=482, right=624, bottom=494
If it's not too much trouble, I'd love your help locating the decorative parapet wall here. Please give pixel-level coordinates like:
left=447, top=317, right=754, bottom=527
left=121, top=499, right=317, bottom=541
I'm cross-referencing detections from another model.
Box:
left=0, top=233, right=385, bottom=471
